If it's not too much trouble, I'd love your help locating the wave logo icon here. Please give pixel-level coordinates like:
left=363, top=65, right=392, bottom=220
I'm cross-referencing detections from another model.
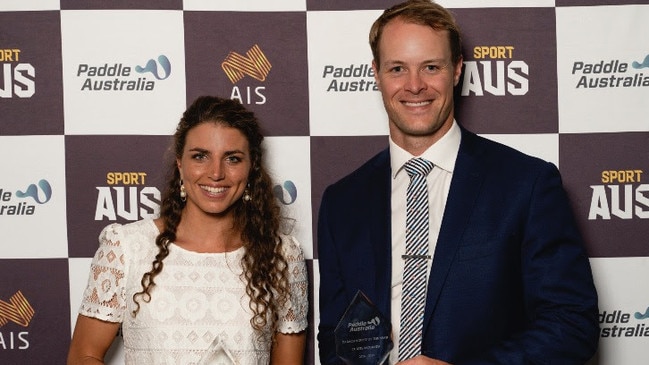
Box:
left=221, top=44, right=271, bottom=84
left=273, top=180, right=297, bottom=205
left=135, top=55, right=172, bottom=80
left=634, top=307, right=649, bottom=320
left=632, top=54, right=649, bottom=69
left=15, top=179, right=52, bottom=204
left=0, top=291, right=35, bottom=328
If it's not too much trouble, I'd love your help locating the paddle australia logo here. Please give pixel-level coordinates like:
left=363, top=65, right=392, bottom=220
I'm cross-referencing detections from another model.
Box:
left=75, top=54, right=172, bottom=92
left=570, top=53, right=649, bottom=89
left=321, top=63, right=378, bottom=93
left=348, top=317, right=381, bottom=332
left=0, top=179, right=52, bottom=216
left=599, top=306, right=649, bottom=338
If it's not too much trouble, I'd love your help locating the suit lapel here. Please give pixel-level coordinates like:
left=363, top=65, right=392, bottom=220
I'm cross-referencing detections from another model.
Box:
left=370, top=150, right=393, bottom=310
left=422, top=130, right=487, bottom=333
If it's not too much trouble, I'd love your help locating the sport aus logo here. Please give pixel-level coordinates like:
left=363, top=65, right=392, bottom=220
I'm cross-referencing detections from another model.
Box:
left=0, top=48, right=35, bottom=98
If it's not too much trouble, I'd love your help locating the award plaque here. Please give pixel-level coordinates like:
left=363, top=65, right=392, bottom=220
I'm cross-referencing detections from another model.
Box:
left=198, top=335, right=236, bottom=365
left=334, top=290, right=393, bottom=365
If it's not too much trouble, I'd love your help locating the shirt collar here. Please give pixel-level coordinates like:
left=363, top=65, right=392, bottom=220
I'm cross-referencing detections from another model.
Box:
left=390, top=120, right=461, bottom=179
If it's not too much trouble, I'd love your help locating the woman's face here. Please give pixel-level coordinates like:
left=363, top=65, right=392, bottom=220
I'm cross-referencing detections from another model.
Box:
left=177, top=122, right=251, bottom=217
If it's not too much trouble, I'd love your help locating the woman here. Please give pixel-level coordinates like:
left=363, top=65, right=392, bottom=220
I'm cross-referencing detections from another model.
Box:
left=67, top=96, right=308, bottom=364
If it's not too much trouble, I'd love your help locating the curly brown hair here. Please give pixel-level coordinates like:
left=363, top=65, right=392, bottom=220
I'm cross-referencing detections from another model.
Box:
left=131, top=96, right=290, bottom=335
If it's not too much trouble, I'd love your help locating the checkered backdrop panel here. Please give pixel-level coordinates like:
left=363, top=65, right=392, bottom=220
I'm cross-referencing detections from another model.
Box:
left=1, top=1, right=648, bottom=364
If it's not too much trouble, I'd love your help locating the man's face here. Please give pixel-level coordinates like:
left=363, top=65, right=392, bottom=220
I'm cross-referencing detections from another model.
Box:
left=373, top=18, right=462, bottom=154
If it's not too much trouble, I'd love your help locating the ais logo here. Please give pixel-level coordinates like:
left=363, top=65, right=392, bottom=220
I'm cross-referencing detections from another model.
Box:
left=221, top=44, right=270, bottom=105
left=0, top=290, right=35, bottom=350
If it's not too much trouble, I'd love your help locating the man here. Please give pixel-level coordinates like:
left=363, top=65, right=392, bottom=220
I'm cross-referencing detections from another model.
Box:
left=317, top=1, right=599, bottom=364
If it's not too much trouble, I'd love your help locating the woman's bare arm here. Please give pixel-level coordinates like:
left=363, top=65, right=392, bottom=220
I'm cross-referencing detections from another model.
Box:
left=67, top=314, right=121, bottom=365
left=270, top=331, right=307, bottom=365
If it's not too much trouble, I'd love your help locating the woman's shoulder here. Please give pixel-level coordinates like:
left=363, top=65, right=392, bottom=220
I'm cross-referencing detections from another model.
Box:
left=278, top=234, right=305, bottom=262
left=98, top=218, right=159, bottom=249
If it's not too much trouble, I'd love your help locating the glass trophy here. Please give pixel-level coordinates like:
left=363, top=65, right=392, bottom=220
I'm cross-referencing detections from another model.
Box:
left=334, top=290, right=393, bottom=365
left=198, top=335, right=237, bottom=365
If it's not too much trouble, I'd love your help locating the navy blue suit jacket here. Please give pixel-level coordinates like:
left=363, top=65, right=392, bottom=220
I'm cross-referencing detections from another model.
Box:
left=317, top=128, right=599, bottom=364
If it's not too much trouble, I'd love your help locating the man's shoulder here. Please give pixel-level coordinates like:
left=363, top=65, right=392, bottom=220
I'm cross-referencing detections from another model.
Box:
left=319, top=148, right=391, bottom=214
left=462, top=129, right=551, bottom=169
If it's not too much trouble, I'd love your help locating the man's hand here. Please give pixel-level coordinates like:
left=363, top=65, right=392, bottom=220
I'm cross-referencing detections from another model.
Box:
left=396, top=355, right=452, bottom=365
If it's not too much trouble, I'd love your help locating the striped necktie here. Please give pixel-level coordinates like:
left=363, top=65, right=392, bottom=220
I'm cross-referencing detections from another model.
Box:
left=399, top=157, right=434, bottom=361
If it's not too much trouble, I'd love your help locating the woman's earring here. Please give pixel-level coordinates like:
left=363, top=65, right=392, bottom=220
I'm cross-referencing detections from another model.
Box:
left=243, top=184, right=251, bottom=202
left=179, top=180, right=187, bottom=202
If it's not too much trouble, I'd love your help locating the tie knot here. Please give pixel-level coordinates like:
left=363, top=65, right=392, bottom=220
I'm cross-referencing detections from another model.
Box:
left=404, top=158, right=434, bottom=178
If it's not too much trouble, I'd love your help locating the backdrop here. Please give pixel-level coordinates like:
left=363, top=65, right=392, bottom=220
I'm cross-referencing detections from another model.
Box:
left=1, top=0, right=648, bottom=364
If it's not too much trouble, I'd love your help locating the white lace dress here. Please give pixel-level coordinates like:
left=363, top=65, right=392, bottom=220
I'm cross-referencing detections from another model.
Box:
left=78, top=219, right=308, bottom=365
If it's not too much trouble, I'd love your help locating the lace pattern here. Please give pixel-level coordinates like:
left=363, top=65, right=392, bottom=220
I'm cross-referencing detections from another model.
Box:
left=78, top=219, right=308, bottom=365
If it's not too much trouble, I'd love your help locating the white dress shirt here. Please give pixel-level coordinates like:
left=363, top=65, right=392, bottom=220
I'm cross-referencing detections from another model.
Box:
left=389, top=120, right=461, bottom=362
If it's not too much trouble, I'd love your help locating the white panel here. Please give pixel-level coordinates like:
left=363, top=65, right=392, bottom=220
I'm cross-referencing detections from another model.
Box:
left=0, top=136, right=68, bottom=258
left=183, top=0, right=306, bottom=11
left=263, top=136, right=314, bottom=259
left=437, top=0, right=554, bottom=7
left=589, top=257, right=649, bottom=365
left=557, top=5, right=649, bottom=133
left=0, top=0, right=59, bottom=11
left=61, top=10, right=186, bottom=135
left=307, top=10, right=389, bottom=136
